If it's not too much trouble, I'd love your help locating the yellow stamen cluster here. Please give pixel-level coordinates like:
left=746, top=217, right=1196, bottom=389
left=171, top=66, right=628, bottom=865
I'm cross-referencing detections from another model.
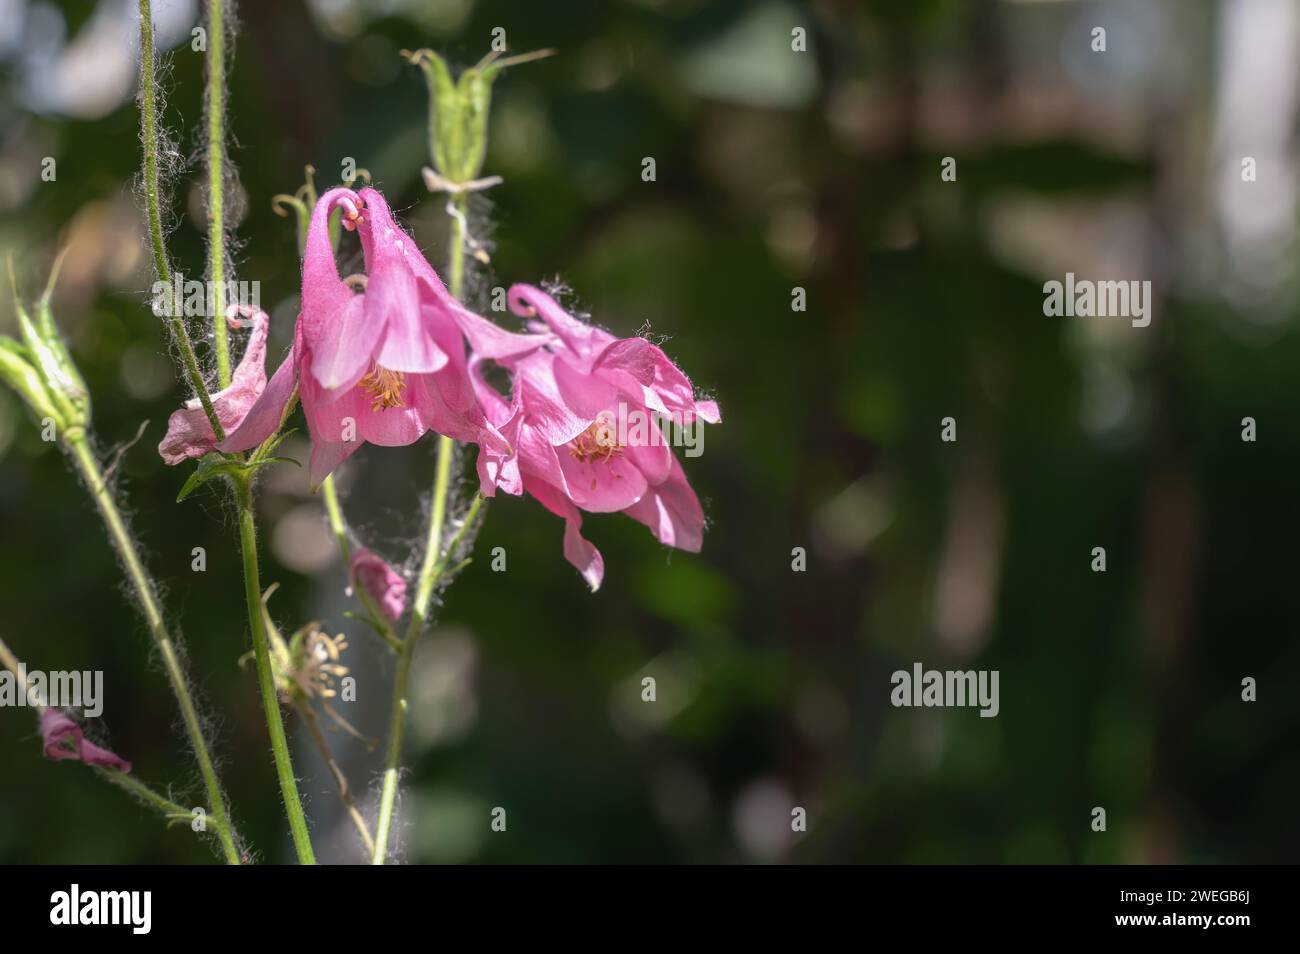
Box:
left=359, top=364, right=406, bottom=412
left=569, top=418, right=622, bottom=464
left=292, top=630, right=350, bottom=700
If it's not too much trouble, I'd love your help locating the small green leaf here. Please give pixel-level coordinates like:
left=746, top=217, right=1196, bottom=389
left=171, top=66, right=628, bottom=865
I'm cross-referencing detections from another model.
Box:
left=175, top=457, right=244, bottom=502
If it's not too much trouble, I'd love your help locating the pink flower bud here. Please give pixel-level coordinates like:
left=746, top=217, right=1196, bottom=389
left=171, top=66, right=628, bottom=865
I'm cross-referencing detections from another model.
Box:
left=40, top=708, right=131, bottom=773
left=350, top=548, right=407, bottom=622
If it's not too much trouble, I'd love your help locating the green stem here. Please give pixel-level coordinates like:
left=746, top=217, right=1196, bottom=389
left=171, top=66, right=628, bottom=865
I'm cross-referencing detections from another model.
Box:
left=63, top=434, right=240, bottom=864
left=371, top=435, right=454, bottom=863
left=205, top=0, right=230, bottom=387
left=97, top=768, right=191, bottom=818
left=234, top=475, right=316, bottom=864
left=447, top=195, right=468, bottom=299
left=138, top=0, right=225, bottom=442
left=95, top=766, right=235, bottom=839
left=321, top=475, right=351, bottom=563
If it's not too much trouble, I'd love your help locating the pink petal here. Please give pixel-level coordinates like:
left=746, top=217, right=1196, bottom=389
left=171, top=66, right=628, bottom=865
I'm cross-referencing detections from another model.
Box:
left=218, top=337, right=299, bottom=453
left=40, top=708, right=132, bottom=773
left=556, top=447, right=649, bottom=513
left=515, top=352, right=597, bottom=446
left=476, top=419, right=522, bottom=497
left=308, top=439, right=360, bottom=490
left=308, top=291, right=382, bottom=394
left=517, top=423, right=571, bottom=494
left=351, top=190, right=447, bottom=374
left=507, top=284, right=612, bottom=358
left=592, top=336, right=656, bottom=383
left=553, top=353, right=619, bottom=422
left=623, top=455, right=705, bottom=552
left=160, top=311, right=271, bottom=463
left=622, top=424, right=674, bottom=486
left=450, top=302, right=552, bottom=361
left=300, top=189, right=383, bottom=393
left=468, top=355, right=514, bottom=426
left=695, top=399, right=721, bottom=423
left=526, top=477, right=605, bottom=591
left=302, top=374, right=424, bottom=449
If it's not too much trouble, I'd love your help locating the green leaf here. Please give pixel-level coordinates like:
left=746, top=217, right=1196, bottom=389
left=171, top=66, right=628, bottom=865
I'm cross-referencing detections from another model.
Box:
left=175, top=456, right=246, bottom=502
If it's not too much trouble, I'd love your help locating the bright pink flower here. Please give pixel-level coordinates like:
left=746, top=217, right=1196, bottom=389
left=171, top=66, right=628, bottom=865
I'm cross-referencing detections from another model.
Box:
left=220, top=187, right=547, bottom=489
left=158, top=307, right=270, bottom=465
left=472, top=284, right=720, bottom=590
left=40, top=708, right=132, bottom=773
left=350, top=548, right=407, bottom=622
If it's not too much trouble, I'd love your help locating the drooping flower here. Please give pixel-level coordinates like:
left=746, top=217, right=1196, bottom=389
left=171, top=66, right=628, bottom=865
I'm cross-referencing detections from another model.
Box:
left=40, top=708, right=132, bottom=773
left=220, top=186, right=548, bottom=488
left=158, top=306, right=270, bottom=465
left=471, top=284, right=720, bottom=590
left=350, top=548, right=407, bottom=622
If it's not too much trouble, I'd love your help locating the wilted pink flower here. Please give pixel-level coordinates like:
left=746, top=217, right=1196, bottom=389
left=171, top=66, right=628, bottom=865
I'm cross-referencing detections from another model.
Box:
left=221, top=187, right=548, bottom=488
left=350, top=548, right=407, bottom=622
left=158, top=307, right=270, bottom=465
left=472, top=284, right=720, bottom=590
left=40, top=708, right=132, bottom=773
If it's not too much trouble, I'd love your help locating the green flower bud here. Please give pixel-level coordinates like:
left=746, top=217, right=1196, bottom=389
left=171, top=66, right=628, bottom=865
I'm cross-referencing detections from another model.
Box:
left=0, top=337, right=65, bottom=431
left=405, top=47, right=553, bottom=184
left=7, top=251, right=90, bottom=428
left=37, top=301, right=91, bottom=424
left=15, top=308, right=83, bottom=428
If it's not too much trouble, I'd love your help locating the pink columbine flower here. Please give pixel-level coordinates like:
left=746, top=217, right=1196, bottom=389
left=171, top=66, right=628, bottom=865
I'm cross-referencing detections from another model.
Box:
left=350, top=548, right=407, bottom=622
left=220, top=186, right=548, bottom=489
left=158, top=307, right=270, bottom=464
left=40, top=708, right=132, bottom=773
left=471, top=284, right=720, bottom=590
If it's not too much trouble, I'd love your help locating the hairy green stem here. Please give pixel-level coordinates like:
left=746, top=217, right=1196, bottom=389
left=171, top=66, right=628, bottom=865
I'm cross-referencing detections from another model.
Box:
left=95, top=766, right=235, bottom=840
left=138, top=0, right=225, bottom=441
left=63, top=434, right=240, bottom=864
left=205, top=0, right=230, bottom=386
left=234, top=474, right=316, bottom=864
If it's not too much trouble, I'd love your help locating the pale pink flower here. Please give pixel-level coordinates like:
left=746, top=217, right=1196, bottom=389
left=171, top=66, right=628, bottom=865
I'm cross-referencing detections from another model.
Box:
left=158, top=307, right=270, bottom=465
left=40, top=708, right=132, bottom=773
left=472, top=284, right=720, bottom=590
left=350, top=548, right=407, bottom=622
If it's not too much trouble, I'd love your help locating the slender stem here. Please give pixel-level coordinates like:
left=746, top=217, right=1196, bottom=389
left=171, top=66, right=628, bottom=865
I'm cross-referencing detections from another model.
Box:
left=296, top=701, right=375, bottom=857
left=95, top=766, right=233, bottom=836
left=321, top=475, right=351, bottom=563
left=138, top=0, right=225, bottom=441
left=234, top=475, right=316, bottom=864
left=138, top=0, right=170, bottom=293
left=371, top=436, right=454, bottom=863
left=205, top=0, right=230, bottom=387
left=62, top=435, right=240, bottom=864
left=0, top=637, right=40, bottom=704
left=447, top=195, right=468, bottom=300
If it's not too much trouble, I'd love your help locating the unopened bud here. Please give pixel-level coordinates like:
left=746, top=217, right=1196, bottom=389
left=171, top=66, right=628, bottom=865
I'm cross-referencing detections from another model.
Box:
left=0, top=338, right=65, bottom=429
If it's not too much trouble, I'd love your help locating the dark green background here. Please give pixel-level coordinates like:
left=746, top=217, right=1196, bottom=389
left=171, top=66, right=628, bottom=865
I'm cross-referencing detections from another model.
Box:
left=1, top=0, right=1296, bottom=863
